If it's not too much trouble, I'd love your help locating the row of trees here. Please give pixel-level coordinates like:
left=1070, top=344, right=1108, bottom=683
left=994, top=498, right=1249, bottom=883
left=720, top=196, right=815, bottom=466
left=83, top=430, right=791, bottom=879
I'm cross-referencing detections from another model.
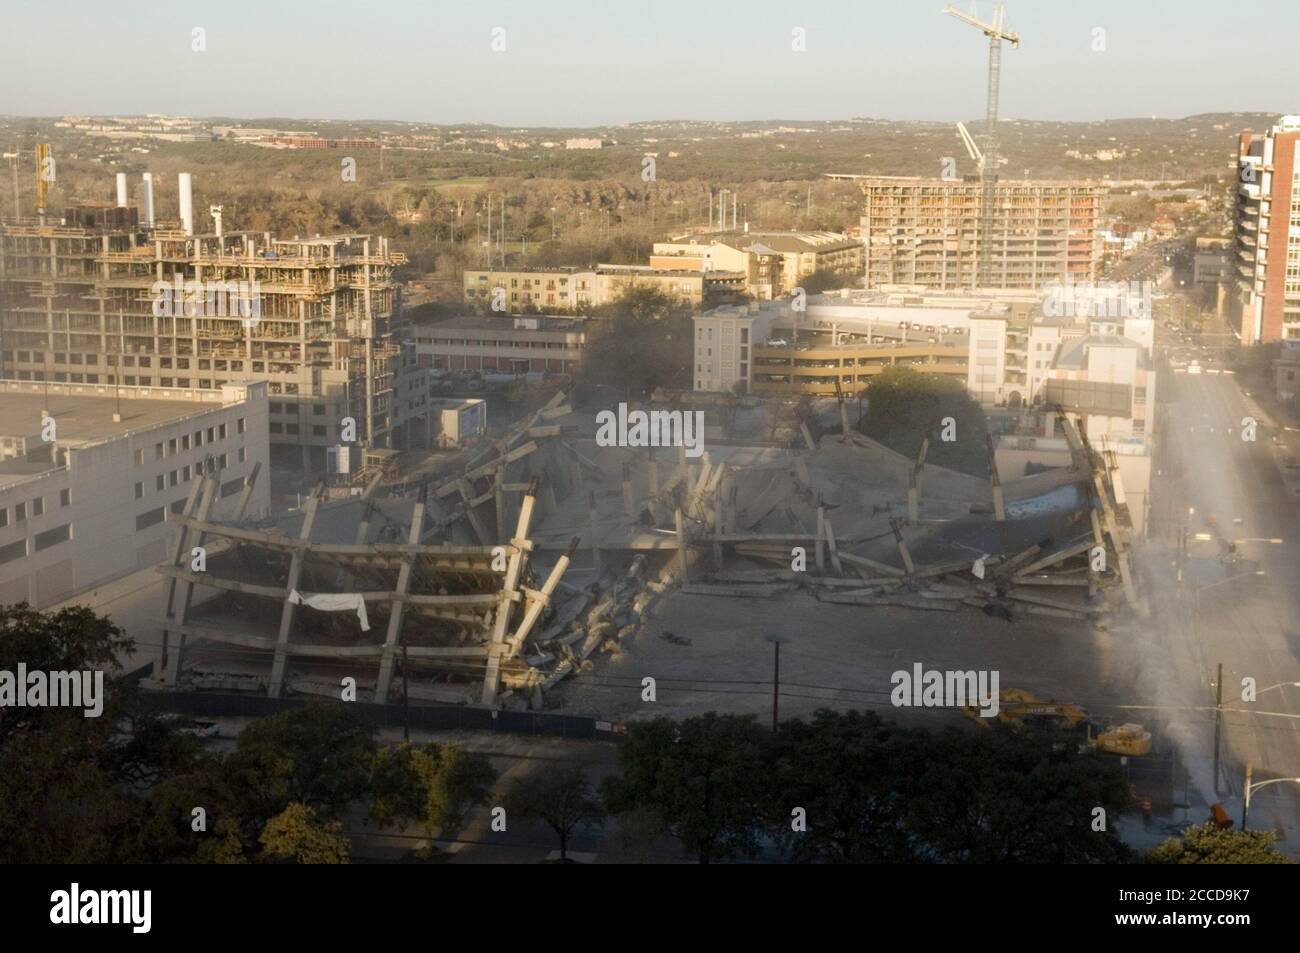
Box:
left=0, top=603, right=497, bottom=864
left=603, top=710, right=1133, bottom=863
left=603, top=710, right=1290, bottom=864
left=1, top=603, right=1287, bottom=863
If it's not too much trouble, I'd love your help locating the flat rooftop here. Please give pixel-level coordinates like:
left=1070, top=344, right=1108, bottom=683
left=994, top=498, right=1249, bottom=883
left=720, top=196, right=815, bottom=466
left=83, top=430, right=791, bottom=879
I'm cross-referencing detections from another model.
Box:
left=412, top=314, right=587, bottom=333
left=0, top=388, right=228, bottom=445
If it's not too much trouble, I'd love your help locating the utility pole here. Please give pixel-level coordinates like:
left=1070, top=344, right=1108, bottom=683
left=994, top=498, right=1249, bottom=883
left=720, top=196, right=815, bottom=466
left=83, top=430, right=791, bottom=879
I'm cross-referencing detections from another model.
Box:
left=1213, top=661, right=1223, bottom=794
left=1242, top=762, right=1251, bottom=828
left=772, top=639, right=780, bottom=730
left=766, top=634, right=785, bottom=731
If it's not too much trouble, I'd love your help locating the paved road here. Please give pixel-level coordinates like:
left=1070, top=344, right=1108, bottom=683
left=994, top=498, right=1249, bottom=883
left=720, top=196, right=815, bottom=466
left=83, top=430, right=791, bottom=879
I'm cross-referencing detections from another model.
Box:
left=1155, top=367, right=1300, bottom=843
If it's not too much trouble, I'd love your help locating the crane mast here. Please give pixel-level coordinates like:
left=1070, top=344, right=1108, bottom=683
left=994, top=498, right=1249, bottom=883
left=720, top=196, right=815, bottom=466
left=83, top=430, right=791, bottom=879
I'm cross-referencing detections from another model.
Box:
left=943, top=2, right=1019, bottom=290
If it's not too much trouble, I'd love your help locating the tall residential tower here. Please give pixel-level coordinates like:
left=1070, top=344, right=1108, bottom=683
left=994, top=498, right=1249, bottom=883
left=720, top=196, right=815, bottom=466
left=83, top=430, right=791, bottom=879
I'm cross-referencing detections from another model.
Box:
left=1231, top=116, right=1300, bottom=344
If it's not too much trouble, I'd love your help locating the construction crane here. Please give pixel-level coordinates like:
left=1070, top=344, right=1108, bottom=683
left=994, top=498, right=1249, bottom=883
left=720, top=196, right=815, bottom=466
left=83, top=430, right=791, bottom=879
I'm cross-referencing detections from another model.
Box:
left=943, top=2, right=1019, bottom=291
left=956, top=121, right=983, bottom=171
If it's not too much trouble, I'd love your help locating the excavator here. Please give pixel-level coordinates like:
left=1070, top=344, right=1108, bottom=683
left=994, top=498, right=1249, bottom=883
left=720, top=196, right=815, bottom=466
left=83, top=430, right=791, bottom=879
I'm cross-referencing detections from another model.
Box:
left=962, top=688, right=1153, bottom=757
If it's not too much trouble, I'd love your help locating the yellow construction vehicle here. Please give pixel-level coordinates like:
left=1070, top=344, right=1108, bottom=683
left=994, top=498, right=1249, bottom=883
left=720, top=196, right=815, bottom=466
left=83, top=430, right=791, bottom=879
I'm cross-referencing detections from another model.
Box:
left=963, top=689, right=1152, bottom=757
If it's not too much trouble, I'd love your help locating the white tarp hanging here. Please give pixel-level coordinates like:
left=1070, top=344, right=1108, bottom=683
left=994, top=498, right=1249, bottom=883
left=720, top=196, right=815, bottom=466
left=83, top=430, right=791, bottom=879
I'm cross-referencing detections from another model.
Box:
left=288, top=590, right=370, bottom=631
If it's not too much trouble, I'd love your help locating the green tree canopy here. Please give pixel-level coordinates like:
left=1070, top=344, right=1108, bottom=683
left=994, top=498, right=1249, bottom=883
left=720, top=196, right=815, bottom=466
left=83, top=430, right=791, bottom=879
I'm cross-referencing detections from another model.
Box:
left=236, top=703, right=376, bottom=821
left=368, top=741, right=497, bottom=846
left=766, top=710, right=920, bottom=862
left=582, top=284, right=693, bottom=400
left=602, top=713, right=769, bottom=864
left=506, top=762, right=604, bottom=861
left=260, top=802, right=351, bottom=864
left=1147, top=823, right=1290, bottom=864
left=858, top=365, right=990, bottom=477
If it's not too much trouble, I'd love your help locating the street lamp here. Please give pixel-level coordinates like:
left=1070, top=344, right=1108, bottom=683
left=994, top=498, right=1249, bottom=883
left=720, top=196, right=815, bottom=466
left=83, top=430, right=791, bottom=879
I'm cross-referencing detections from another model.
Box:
left=1192, top=569, right=1266, bottom=623
left=1257, top=681, right=1300, bottom=695
left=1242, top=763, right=1300, bottom=829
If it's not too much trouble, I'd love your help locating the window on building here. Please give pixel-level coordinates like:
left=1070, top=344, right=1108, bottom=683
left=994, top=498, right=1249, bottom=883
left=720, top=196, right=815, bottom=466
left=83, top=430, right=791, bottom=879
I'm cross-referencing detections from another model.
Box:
left=237, top=447, right=246, bottom=463
left=32, top=497, right=43, bottom=517
left=59, top=488, right=70, bottom=507
left=134, top=482, right=144, bottom=500
left=0, top=539, right=25, bottom=566
left=134, top=448, right=144, bottom=466
left=135, top=507, right=165, bottom=531
left=0, top=507, right=7, bottom=527
left=156, top=475, right=165, bottom=492
left=15, top=502, right=25, bottom=523
left=237, top=417, right=246, bottom=434
left=219, top=423, right=227, bottom=440
left=155, top=442, right=164, bottom=460
left=34, top=524, right=71, bottom=552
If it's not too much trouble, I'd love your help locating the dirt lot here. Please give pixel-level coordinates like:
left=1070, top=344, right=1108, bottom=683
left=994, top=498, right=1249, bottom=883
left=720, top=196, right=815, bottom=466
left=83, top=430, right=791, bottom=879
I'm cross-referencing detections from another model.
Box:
left=553, top=583, right=1137, bottom=729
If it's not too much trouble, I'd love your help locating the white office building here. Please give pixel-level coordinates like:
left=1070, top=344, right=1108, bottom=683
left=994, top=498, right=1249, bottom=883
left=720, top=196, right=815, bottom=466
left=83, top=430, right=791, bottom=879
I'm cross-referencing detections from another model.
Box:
left=0, top=380, right=270, bottom=607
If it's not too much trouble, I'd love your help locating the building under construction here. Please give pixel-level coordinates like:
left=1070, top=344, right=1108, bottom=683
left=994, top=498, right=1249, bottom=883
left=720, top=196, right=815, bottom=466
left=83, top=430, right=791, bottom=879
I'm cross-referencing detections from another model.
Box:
left=0, top=170, right=430, bottom=471
left=859, top=176, right=1105, bottom=292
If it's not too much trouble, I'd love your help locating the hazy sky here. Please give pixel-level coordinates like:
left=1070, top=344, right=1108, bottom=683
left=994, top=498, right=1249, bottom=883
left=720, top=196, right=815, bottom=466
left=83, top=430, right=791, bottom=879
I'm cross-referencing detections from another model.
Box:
left=1, top=0, right=1293, bottom=126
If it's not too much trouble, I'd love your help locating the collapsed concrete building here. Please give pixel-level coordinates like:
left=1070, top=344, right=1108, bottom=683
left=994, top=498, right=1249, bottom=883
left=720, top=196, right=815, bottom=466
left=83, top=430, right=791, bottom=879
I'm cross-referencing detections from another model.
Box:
left=153, top=388, right=1143, bottom=709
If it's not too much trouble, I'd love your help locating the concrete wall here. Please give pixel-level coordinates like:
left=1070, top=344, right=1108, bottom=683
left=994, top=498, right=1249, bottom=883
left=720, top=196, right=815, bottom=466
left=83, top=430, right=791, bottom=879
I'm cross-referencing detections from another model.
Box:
left=0, top=383, right=269, bottom=608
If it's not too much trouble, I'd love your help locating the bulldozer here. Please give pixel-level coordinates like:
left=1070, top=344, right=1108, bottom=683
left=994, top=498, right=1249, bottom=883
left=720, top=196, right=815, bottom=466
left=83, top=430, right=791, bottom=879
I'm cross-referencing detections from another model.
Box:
left=963, top=689, right=1152, bottom=757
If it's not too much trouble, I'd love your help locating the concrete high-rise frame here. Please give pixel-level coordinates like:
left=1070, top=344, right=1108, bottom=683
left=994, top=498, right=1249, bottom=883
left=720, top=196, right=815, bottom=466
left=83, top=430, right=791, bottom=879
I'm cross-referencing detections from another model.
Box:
left=859, top=176, right=1105, bottom=293
left=0, top=177, right=430, bottom=470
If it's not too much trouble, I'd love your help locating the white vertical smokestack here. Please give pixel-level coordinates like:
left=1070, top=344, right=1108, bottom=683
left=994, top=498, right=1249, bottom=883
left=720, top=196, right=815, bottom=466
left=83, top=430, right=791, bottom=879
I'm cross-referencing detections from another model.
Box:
left=141, top=173, right=155, bottom=226
left=178, top=172, right=194, bottom=236
left=115, top=173, right=128, bottom=207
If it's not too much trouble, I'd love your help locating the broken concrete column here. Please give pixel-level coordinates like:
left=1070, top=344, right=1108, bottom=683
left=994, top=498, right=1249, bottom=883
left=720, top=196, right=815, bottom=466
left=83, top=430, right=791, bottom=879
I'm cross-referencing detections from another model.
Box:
left=675, top=507, right=688, bottom=582
left=815, top=505, right=826, bottom=573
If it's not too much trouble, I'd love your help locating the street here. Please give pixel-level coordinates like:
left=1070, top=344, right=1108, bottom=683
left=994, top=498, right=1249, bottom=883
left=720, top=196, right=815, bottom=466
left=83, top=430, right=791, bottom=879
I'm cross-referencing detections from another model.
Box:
left=1153, top=364, right=1300, bottom=843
